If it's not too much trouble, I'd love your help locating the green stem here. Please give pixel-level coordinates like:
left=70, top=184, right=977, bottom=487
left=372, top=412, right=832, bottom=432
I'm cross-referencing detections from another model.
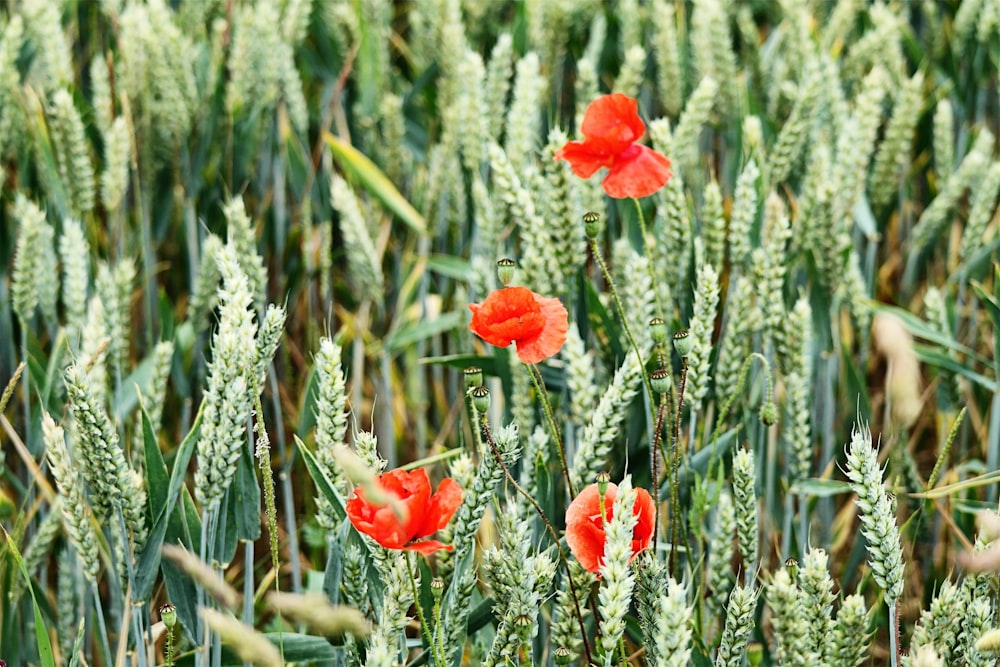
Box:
left=651, top=393, right=667, bottom=549
left=165, top=626, right=175, bottom=667
left=670, top=361, right=688, bottom=577
left=407, top=552, right=444, bottom=667
left=91, top=582, right=115, bottom=667
left=480, top=414, right=593, bottom=665
left=589, top=239, right=656, bottom=415
left=632, top=197, right=667, bottom=316
left=526, top=363, right=575, bottom=498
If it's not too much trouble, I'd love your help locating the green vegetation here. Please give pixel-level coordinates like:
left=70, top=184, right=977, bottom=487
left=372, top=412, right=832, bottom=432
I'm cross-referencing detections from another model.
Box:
left=0, top=1, right=999, bottom=665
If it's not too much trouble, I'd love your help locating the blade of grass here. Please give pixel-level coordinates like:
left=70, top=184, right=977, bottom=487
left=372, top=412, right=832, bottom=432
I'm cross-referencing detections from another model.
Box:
left=2, top=525, right=55, bottom=667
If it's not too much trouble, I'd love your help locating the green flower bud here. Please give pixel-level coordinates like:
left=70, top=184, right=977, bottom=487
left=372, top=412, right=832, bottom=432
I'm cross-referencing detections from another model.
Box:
left=596, top=471, right=611, bottom=497
left=760, top=401, right=777, bottom=426
left=496, top=257, right=516, bottom=286
left=470, top=385, right=490, bottom=413
left=650, top=368, right=672, bottom=395
left=649, top=317, right=668, bottom=345
left=784, top=557, right=799, bottom=581
left=554, top=647, right=573, bottom=665
left=583, top=211, right=602, bottom=239
left=672, top=329, right=692, bottom=357
left=431, top=577, right=445, bottom=599
left=160, top=603, right=177, bottom=628
left=464, top=366, right=483, bottom=389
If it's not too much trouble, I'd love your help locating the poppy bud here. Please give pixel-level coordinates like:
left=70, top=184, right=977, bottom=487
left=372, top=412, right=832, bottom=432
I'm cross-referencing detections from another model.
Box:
left=464, top=366, right=483, bottom=389
left=649, top=317, right=667, bottom=345
left=784, top=557, right=799, bottom=580
left=760, top=401, right=777, bottom=426
left=650, top=368, right=671, bottom=395
left=470, top=385, right=490, bottom=413
left=431, top=577, right=444, bottom=599
left=582, top=211, right=602, bottom=239
left=160, top=603, right=177, bottom=628
left=496, top=258, right=517, bottom=287
left=513, top=613, right=532, bottom=629
left=596, top=471, right=610, bottom=497
left=672, top=329, right=692, bottom=357
left=554, top=647, right=573, bottom=665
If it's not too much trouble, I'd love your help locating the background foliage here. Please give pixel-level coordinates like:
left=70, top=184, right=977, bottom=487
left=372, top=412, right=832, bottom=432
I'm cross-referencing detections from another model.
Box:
left=0, top=0, right=999, bottom=665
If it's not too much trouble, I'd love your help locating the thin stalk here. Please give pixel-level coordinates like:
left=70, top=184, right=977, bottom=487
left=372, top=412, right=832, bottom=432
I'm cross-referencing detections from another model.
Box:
left=198, top=501, right=217, bottom=667
left=251, top=393, right=287, bottom=660
left=888, top=598, right=900, bottom=667
left=165, top=623, right=175, bottom=667
left=91, top=581, right=115, bottom=667
left=479, top=414, right=593, bottom=665
left=115, top=505, right=147, bottom=667
left=632, top=197, right=667, bottom=317
left=432, top=586, right=447, bottom=664
left=798, top=492, right=808, bottom=554
left=651, top=393, right=667, bottom=548
left=526, top=363, right=575, bottom=498
left=670, top=361, right=688, bottom=576
left=407, top=552, right=445, bottom=667
left=588, top=238, right=656, bottom=411
left=243, top=540, right=254, bottom=667
left=269, top=366, right=302, bottom=594
left=19, top=327, right=29, bottom=447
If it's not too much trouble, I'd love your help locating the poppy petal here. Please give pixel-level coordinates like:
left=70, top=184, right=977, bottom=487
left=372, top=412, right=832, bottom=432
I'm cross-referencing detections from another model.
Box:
left=579, top=93, right=646, bottom=153
left=514, top=295, right=569, bottom=364
left=631, top=488, right=657, bottom=557
left=566, top=483, right=618, bottom=573
left=469, top=287, right=546, bottom=348
left=601, top=145, right=673, bottom=199
left=554, top=140, right=612, bottom=178
left=416, top=477, right=463, bottom=538
left=402, top=539, right=454, bottom=555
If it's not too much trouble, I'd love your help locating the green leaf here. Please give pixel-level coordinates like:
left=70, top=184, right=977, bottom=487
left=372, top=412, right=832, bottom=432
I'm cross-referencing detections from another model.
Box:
left=112, top=350, right=161, bottom=422
left=419, top=353, right=506, bottom=377
left=914, top=344, right=998, bottom=391
left=233, top=439, right=262, bottom=543
left=426, top=254, right=473, bottom=280
left=869, top=302, right=988, bottom=365
left=385, top=311, right=463, bottom=353
left=789, top=478, right=853, bottom=497
left=136, top=396, right=171, bottom=601
left=139, top=404, right=203, bottom=637
left=3, top=526, right=55, bottom=667
left=324, top=132, right=426, bottom=235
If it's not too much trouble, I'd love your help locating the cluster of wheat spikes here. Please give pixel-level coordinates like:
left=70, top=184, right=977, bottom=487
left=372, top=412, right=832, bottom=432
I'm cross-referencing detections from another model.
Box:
left=1, top=0, right=999, bottom=666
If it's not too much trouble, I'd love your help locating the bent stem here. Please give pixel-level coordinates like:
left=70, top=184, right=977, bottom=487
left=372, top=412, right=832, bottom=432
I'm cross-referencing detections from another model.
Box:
left=526, top=362, right=575, bottom=498
left=479, top=414, right=593, bottom=665
left=588, top=238, right=656, bottom=416
left=670, top=360, right=688, bottom=577
left=406, top=552, right=444, bottom=667
left=651, top=393, right=668, bottom=549
left=889, top=598, right=900, bottom=667
left=632, top=197, right=667, bottom=316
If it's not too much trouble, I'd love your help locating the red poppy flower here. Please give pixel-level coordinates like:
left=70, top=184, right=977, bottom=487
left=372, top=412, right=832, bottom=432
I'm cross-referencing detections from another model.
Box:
left=468, top=286, right=569, bottom=364
left=554, top=93, right=673, bottom=199
left=345, top=468, right=462, bottom=555
left=565, top=482, right=656, bottom=573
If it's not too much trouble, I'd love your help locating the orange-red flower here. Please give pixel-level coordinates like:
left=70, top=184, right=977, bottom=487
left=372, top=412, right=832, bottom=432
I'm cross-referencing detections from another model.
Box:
left=565, top=482, right=656, bottom=573
left=468, top=286, right=569, bottom=364
left=554, top=93, right=673, bottom=199
left=345, top=468, right=462, bottom=555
